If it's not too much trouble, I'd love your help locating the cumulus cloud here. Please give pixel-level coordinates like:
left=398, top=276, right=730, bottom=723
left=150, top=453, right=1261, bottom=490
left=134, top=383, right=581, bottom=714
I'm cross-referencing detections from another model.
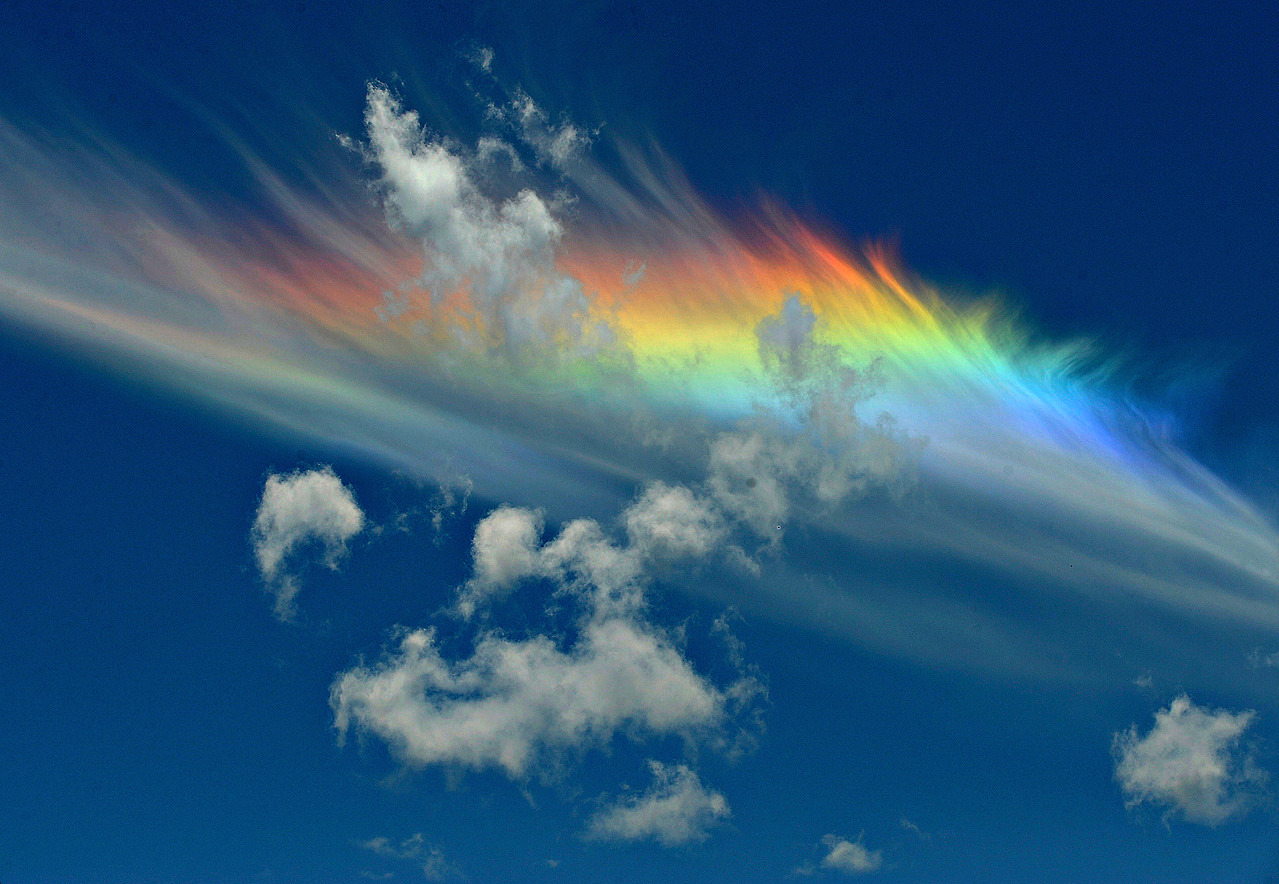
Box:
left=456, top=505, right=545, bottom=617
left=333, top=481, right=763, bottom=782
left=456, top=479, right=732, bottom=620
left=586, top=761, right=730, bottom=846
left=624, top=481, right=725, bottom=560
left=1112, top=694, right=1267, bottom=826
left=818, top=834, right=883, bottom=875
left=358, top=83, right=611, bottom=359
left=252, top=466, right=365, bottom=620
left=331, top=614, right=725, bottom=778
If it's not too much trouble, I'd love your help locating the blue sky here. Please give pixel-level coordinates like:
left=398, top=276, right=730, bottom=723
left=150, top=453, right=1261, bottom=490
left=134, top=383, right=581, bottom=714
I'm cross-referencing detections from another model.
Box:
left=3, top=2, right=1279, bottom=882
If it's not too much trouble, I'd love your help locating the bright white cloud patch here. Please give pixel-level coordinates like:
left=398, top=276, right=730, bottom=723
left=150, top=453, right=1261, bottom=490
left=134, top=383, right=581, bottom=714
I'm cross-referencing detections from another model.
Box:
left=331, top=616, right=725, bottom=778
left=585, top=762, right=731, bottom=849
left=359, top=83, right=610, bottom=359
left=1112, top=694, right=1267, bottom=826
left=252, top=466, right=364, bottom=620
left=456, top=505, right=544, bottom=617
left=587, top=761, right=730, bottom=846
left=818, top=834, right=883, bottom=875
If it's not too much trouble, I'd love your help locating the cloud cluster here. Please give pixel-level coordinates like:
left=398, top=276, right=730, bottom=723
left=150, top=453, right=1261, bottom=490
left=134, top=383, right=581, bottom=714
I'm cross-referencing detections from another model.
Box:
left=706, top=294, right=922, bottom=540
left=586, top=761, right=730, bottom=846
left=332, top=481, right=762, bottom=782
left=252, top=466, right=365, bottom=620
left=358, top=83, right=611, bottom=360
left=331, top=614, right=726, bottom=778
left=1112, top=694, right=1267, bottom=826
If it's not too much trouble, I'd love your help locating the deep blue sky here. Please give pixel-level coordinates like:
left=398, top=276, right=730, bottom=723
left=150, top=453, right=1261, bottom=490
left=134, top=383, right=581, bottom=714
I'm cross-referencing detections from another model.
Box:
left=3, top=2, right=1279, bottom=882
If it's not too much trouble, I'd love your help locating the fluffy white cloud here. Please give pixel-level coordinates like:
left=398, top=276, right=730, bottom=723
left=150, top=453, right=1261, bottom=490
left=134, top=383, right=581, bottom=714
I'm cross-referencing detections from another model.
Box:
left=586, top=761, right=730, bottom=846
left=333, top=482, right=763, bottom=781
left=252, top=466, right=364, bottom=620
left=457, top=480, right=730, bottom=620
left=624, top=481, right=726, bottom=560
left=331, top=615, right=725, bottom=778
left=359, top=84, right=610, bottom=359
left=1112, top=694, right=1267, bottom=826
left=456, top=505, right=544, bottom=617
left=819, top=834, right=883, bottom=875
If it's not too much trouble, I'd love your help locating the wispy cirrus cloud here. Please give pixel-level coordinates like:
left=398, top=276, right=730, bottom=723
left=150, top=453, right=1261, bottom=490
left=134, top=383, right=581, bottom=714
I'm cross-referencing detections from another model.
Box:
left=0, top=61, right=1277, bottom=689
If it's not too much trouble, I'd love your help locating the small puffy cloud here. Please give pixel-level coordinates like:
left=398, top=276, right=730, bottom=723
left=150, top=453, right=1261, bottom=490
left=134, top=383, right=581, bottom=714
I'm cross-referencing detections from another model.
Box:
left=586, top=761, right=730, bottom=846
left=819, top=834, right=883, bottom=875
left=252, top=466, right=364, bottom=620
left=457, top=505, right=544, bottom=617
left=624, top=481, right=725, bottom=561
left=459, top=481, right=730, bottom=620
left=1112, top=694, right=1267, bottom=826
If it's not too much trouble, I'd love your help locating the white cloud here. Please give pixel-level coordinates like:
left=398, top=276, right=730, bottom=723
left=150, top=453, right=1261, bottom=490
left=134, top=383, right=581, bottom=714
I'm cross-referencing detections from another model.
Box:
left=359, top=84, right=610, bottom=359
left=586, top=761, right=730, bottom=846
left=706, top=295, right=921, bottom=544
left=498, top=88, right=593, bottom=172
left=332, top=615, right=724, bottom=779
left=457, top=480, right=730, bottom=620
left=252, top=466, right=365, bottom=620
left=624, top=481, right=726, bottom=561
left=456, top=505, right=545, bottom=617
left=1112, top=694, right=1267, bottom=826
left=334, top=485, right=762, bottom=781
left=818, top=834, right=883, bottom=875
